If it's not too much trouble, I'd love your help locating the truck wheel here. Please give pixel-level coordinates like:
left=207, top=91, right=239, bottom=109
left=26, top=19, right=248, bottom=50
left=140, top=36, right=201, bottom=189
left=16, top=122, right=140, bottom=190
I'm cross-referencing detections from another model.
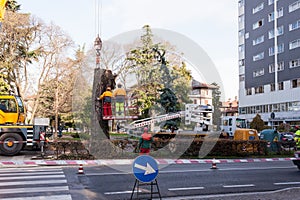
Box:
left=0, top=133, right=23, bottom=156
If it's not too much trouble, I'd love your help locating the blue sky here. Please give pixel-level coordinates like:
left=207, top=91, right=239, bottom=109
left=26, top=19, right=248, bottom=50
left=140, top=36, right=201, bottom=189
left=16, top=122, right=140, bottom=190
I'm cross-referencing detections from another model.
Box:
left=17, top=0, right=238, bottom=100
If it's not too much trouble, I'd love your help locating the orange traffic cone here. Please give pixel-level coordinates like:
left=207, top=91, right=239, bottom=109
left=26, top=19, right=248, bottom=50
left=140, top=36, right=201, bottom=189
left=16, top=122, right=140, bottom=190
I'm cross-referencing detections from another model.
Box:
left=78, top=164, right=84, bottom=174
left=211, top=158, right=218, bottom=169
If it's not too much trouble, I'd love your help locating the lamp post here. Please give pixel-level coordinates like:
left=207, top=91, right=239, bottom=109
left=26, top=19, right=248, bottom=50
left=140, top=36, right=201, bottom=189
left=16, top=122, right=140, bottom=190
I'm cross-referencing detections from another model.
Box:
left=94, top=34, right=102, bottom=68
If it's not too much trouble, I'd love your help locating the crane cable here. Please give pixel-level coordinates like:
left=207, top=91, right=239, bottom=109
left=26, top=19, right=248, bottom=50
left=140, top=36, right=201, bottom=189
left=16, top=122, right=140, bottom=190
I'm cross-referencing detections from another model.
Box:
left=94, top=0, right=102, bottom=37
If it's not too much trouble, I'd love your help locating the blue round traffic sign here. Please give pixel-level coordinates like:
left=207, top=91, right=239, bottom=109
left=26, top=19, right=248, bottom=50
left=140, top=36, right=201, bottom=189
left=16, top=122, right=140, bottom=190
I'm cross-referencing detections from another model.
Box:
left=132, top=155, right=159, bottom=182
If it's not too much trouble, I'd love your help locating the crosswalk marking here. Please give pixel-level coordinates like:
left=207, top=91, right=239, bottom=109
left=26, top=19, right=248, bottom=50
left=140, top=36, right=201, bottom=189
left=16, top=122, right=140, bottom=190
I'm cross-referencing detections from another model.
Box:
left=0, top=179, right=67, bottom=186
left=0, top=167, right=72, bottom=199
left=1, top=194, right=72, bottom=200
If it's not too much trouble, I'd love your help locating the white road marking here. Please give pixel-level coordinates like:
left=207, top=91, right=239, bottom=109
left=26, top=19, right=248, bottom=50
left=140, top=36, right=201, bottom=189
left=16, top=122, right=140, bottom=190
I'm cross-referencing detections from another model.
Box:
left=0, top=186, right=69, bottom=194
left=274, top=182, right=300, bottom=185
left=0, top=175, right=65, bottom=180
left=0, top=194, right=72, bottom=200
left=168, top=186, right=205, bottom=191
left=0, top=171, right=64, bottom=176
left=223, top=184, right=255, bottom=188
left=0, top=179, right=67, bottom=186
left=104, top=191, right=133, bottom=195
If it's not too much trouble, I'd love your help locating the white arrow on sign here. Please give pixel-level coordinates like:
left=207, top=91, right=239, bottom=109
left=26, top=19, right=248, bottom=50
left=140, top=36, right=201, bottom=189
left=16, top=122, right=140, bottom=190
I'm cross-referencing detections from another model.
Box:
left=134, top=163, right=156, bottom=175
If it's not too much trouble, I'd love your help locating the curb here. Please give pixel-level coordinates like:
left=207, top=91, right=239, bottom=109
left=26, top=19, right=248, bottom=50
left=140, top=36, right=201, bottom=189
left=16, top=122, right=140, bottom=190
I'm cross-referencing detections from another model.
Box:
left=0, top=157, right=295, bottom=167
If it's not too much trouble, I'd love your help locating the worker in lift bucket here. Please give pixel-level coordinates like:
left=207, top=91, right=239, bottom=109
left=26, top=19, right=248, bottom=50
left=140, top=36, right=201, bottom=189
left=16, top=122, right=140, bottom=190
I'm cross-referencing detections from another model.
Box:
left=99, top=86, right=113, bottom=116
left=139, top=127, right=153, bottom=155
left=113, top=83, right=126, bottom=116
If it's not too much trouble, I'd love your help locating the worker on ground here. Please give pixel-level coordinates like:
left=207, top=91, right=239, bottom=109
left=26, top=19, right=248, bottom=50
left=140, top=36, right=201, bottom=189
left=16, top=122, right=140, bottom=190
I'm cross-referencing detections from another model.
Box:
left=99, top=86, right=113, bottom=117
left=113, top=83, right=126, bottom=116
left=295, top=126, right=300, bottom=150
left=139, top=127, right=153, bottom=155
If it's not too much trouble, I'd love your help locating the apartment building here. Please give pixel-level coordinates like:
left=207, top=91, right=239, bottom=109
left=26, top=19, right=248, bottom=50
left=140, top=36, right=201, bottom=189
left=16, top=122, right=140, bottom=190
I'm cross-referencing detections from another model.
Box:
left=238, top=0, right=300, bottom=127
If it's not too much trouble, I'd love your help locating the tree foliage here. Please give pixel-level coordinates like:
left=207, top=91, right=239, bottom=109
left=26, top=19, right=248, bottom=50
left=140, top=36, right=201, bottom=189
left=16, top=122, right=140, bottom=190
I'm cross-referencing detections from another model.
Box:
left=211, top=82, right=221, bottom=129
left=125, top=25, right=192, bottom=118
left=250, top=114, right=265, bottom=132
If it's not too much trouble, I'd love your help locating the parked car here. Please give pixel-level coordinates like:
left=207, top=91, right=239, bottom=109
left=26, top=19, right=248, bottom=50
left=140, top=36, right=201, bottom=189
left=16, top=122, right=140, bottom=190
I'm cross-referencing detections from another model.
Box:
left=293, top=151, right=300, bottom=170
left=280, top=133, right=294, bottom=141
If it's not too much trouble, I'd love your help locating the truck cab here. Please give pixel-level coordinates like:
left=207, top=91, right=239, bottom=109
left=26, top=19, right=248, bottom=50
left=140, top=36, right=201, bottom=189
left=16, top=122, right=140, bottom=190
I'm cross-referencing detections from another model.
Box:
left=0, top=95, right=26, bottom=124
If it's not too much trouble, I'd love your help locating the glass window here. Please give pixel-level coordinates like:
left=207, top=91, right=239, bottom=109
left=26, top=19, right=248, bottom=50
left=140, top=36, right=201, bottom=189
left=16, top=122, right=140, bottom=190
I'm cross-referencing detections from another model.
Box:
left=268, top=25, right=284, bottom=39
left=291, top=78, right=300, bottom=88
left=246, top=88, right=252, bottom=95
left=253, top=3, right=264, bottom=14
left=289, top=39, right=300, bottom=50
left=289, top=58, right=300, bottom=68
left=253, top=52, right=264, bottom=61
left=289, top=0, right=300, bottom=13
left=289, top=19, right=300, bottom=31
left=253, top=35, right=264, bottom=46
left=270, top=83, right=275, bottom=91
left=255, top=86, right=264, bottom=94
left=269, top=43, right=284, bottom=56
left=278, top=82, right=284, bottom=90
left=253, top=69, right=264, bottom=77
left=253, top=19, right=264, bottom=30
left=268, top=8, right=283, bottom=22
left=269, top=61, right=284, bottom=73
left=269, top=0, right=275, bottom=5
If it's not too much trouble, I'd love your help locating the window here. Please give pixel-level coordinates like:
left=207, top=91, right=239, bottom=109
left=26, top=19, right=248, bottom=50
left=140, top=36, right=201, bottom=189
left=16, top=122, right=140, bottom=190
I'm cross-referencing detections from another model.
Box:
left=253, top=3, right=264, bottom=14
left=268, top=25, right=284, bottom=39
left=289, top=19, right=300, bottom=31
left=268, top=8, right=283, bottom=22
left=289, top=58, right=300, bottom=68
left=246, top=88, right=252, bottom=95
left=253, top=69, right=264, bottom=77
left=269, top=61, right=284, bottom=73
left=253, top=19, right=264, bottom=30
left=239, top=44, right=245, bottom=53
left=239, top=59, right=245, bottom=67
left=239, top=75, right=245, bottom=82
left=269, top=0, right=275, bottom=5
left=269, top=43, right=284, bottom=56
left=253, top=52, right=264, bottom=61
left=289, top=39, right=300, bottom=50
left=253, top=35, right=264, bottom=45
left=238, top=0, right=245, bottom=7
left=270, top=83, right=275, bottom=91
left=292, top=78, right=300, bottom=88
left=278, top=82, right=284, bottom=90
left=289, top=0, right=300, bottom=13
left=255, top=86, right=264, bottom=94
left=239, top=29, right=245, bottom=38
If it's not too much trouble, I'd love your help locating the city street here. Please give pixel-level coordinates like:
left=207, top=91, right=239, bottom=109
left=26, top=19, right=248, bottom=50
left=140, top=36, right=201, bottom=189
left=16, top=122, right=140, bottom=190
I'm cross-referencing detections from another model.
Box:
left=66, top=160, right=300, bottom=199
left=1, top=150, right=300, bottom=199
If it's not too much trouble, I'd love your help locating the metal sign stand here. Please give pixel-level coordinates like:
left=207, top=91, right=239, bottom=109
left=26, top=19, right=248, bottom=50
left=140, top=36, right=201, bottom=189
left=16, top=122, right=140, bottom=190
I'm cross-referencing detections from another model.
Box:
left=130, top=179, right=162, bottom=200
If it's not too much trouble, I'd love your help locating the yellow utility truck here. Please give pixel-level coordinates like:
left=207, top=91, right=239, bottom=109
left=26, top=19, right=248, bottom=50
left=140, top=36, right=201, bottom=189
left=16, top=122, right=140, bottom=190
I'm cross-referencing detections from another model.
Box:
left=0, top=95, right=49, bottom=156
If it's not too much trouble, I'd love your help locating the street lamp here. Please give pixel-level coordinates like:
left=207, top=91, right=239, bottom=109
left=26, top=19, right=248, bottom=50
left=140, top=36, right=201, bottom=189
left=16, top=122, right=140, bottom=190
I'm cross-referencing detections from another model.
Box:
left=94, top=34, right=102, bottom=68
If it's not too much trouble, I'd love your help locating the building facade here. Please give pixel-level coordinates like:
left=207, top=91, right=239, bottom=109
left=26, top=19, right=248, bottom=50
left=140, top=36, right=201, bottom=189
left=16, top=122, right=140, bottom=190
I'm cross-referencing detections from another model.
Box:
left=238, top=0, right=300, bottom=127
left=189, top=79, right=217, bottom=106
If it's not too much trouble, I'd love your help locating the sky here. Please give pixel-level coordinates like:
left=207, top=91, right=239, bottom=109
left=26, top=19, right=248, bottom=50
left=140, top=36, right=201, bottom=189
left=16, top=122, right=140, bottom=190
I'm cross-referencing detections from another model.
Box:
left=17, top=0, right=239, bottom=101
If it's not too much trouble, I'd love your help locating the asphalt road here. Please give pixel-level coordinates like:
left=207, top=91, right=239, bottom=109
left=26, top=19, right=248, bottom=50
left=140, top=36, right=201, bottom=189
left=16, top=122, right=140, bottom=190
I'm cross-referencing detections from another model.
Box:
left=63, top=160, right=300, bottom=200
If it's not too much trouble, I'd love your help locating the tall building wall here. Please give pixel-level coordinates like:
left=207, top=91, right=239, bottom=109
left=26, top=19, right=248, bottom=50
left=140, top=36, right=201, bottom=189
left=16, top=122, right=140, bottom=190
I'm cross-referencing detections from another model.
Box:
left=238, top=0, right=300, bottom=126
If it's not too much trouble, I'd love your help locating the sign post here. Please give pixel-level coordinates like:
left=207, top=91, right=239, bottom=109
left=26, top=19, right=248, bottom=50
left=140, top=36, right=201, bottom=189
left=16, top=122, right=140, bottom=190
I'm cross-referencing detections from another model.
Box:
left=131, top=155, right=161, bottom=199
